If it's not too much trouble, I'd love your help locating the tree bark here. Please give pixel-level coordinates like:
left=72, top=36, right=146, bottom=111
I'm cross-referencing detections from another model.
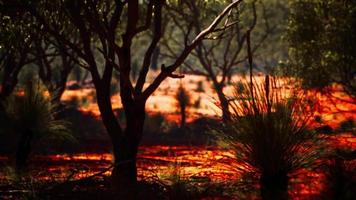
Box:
left=151, top=47, right=160, bottom=71
left=95, top=79, right=146, bottom=199
left=48, top=68, right=70, bottom=105
left=114, top=101, right=145, bottom=199
left=213, top=82, right=231, bottom=122
left=0, top=59, right=21, bottom=98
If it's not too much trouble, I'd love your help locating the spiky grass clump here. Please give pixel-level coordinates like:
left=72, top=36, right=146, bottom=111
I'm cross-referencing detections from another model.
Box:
left=1, top=80, right=72, bottom=146
left=215, top=76, right=325, bottom=198
left=1, top=80, right=73, bottom=170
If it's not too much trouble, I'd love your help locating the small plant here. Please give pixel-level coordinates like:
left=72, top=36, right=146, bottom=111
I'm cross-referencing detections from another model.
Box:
left=175, top=84, right=192, bottom=128
left=162, top=160, right=193, bottom=200
left=193, top=97, right=201, bottom=109
left=1, top=80, right=72, bottom=171
left=214, top=76, right=325, bottom=200
left=195, top=81, right=205, bottom=93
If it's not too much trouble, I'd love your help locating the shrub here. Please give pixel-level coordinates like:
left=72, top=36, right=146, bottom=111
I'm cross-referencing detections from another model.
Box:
left=193, top=97, right=201, bottom=109
left=195, top=81, right=205, bottom=93
left=1, top=80, right=72, bottom=170
left=214, top=76, right=325, bottom=200
left=175, top=84, right=192, bottom=128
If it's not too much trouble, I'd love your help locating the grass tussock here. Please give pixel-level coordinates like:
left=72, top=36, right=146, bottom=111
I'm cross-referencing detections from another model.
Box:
left=1, top=80, right=72, bottom=141
left=214, top=76, right=326, bottom=199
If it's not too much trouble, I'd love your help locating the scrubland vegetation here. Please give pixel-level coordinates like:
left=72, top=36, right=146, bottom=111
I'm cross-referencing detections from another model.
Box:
left=0, top=0, right=355, bottom=199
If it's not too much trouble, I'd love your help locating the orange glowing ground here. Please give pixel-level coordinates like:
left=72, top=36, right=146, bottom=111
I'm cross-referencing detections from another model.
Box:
left=1, top=75, right=353, bottom=199
left=0, top=146, right=344, bottom=199
left=61, top=74, right=355, bottom=149
left=61, top=75, right=355, bottom=126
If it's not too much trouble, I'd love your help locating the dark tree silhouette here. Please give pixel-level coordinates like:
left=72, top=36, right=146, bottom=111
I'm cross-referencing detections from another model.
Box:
left=0, top=4, right=77, bottom=104
left=33, top=36, right=77, bottom=104
left=16, top=0, right=244, bottom=198
left=0, top=8, right=35, bottom=99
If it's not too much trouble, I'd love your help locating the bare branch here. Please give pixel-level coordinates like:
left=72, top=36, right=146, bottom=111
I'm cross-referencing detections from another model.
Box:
left=134, top=0, right=154, bottom=35
left=135, top=1, right=163, bottom=93
left=142, top=0, right=243, bottom=100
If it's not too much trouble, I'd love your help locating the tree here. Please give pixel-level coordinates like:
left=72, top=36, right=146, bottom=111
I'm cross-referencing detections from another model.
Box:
left=0, top=3, right=75, bottom=104
left=285, top=0, right=356, bottom=97
left=20, top=0, right=244, bottom=197
left=162, top=0, right=273, bottom=122
left=175, top=84, right=191, bottom=128
left=33, top=35, right=78, bottom=103
left=0, top=6, right=35, bottom=99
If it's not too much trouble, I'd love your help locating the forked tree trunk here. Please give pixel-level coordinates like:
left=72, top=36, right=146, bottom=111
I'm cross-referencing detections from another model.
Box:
left=49, top=85, right=65, bottom=106
left=95, top=82, right=145, bottom=199
left=260, top=172, right=289, bottom=200
left=47, top=74, right=68, bottom=106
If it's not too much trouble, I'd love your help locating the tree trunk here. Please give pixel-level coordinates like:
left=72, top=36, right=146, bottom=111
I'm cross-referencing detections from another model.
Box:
left=0, top=70, right=18, bottom=99
left=151, top=47, right=160, bottom=71
left=214, top=83, right=231, bottom=122
left=0, top=57, right=21, bottom=98
left=112, top=102, right=145, bottom=199
left=49, top=86, right=65, bottom=106
left=95, top=80, right=146, bottom=199
left=111, top=137, right=139, bottom=200
left=260, top=172, right=289, bottom=200
left=49, top=73, right=69, bottom=106
left=180, top=105, right=186, bottom=128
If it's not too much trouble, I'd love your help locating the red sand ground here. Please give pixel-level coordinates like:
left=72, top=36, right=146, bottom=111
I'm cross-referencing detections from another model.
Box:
left=62, top=74, right=356, bottom=130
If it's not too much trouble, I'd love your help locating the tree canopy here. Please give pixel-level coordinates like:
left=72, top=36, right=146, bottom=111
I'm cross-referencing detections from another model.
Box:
left=285, top=0, right=356, bottom=97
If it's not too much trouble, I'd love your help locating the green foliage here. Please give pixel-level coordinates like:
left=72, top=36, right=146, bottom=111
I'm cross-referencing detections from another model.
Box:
left=0, top=9, right=35, bottom=56
left=214, top=77, right=325, bottom=178
left=285, top=0, right=356, bottom=96
left=1, top=80, right=72, bottom=141
left=256, top=0, right=289, bottom=71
